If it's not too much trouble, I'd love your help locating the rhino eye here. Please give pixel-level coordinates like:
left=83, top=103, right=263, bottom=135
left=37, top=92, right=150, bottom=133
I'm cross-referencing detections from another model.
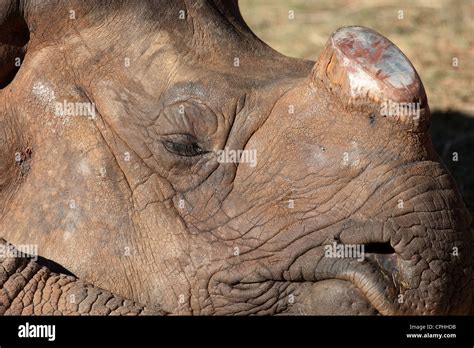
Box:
left=163, top=141, right=204, bottom=157
left=162, top=134, right=206, bottom=157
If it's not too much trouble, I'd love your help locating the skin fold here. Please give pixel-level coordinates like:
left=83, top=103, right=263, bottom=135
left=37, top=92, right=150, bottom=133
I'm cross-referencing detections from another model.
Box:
left=0, top=0, right=472, bottom=315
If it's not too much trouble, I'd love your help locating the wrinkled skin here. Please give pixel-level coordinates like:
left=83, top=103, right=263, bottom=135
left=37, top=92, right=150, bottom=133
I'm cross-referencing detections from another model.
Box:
left=0, top=0, right=472, bottom=315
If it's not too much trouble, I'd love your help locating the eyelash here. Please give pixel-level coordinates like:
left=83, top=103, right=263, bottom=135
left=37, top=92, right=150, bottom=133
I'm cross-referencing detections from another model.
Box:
left=163, top=140, right=206, bottom=157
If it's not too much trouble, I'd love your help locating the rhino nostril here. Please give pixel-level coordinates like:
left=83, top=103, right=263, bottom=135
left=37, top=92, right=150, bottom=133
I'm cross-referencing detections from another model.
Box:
left=364, top=242, right=399, bottom=281
left=364, top=242, right=395, bottom=255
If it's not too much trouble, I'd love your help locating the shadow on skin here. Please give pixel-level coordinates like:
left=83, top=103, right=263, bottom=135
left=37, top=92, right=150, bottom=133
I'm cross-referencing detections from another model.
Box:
left=36, top=256, right=77, bottom=278
left=431, top=110, right=474, bottom=216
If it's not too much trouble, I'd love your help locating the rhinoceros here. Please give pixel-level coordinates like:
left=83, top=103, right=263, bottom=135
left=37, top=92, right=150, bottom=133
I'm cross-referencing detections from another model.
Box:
left=0, top=0, right=472, bottom=316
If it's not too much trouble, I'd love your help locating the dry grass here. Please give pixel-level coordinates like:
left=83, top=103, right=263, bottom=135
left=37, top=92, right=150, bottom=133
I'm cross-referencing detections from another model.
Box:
left=240, top=0, right=474, bottom=213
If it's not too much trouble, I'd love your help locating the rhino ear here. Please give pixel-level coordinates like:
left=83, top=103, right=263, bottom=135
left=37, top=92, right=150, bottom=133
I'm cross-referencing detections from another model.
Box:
left=0, top=2, right=29, bottom=89
left=312, top=26, right=426, bottom=107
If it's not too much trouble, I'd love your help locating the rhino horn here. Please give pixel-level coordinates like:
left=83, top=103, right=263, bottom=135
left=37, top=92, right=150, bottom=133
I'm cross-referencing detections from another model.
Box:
left=312, top=26, right=428, bottom=125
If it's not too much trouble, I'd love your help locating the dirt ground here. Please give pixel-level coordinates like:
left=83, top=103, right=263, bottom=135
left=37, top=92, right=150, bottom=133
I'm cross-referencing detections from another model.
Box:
left=240, top=0, right=474, bottom=214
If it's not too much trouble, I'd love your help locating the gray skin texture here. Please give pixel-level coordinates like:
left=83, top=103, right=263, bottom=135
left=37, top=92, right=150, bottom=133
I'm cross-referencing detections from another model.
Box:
left=0, top=0, right=472, bottom=315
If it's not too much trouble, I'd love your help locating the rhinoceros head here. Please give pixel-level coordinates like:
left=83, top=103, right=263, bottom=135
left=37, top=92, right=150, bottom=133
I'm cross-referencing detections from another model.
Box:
left=0, top=0, right=471, bottom=315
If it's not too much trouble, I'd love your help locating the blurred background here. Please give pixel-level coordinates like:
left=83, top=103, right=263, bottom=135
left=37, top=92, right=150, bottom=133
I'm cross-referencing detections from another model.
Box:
left=240, top=0, right=474, bottom=215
